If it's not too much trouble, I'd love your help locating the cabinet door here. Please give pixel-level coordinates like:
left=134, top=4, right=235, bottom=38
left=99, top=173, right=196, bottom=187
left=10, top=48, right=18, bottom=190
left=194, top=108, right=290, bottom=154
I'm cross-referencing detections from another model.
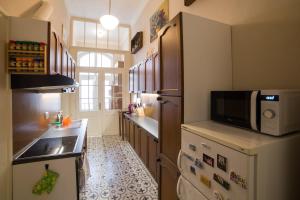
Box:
left=139, top=63, right=146, bottom=93
left=148, top=136, right=158, bottom=180
left=140, top=129, right=148, bottom=166
left=129, top=121, right=135, bottom=148
left=72, top=62, right=76, bottom=79
left=134, top=125, right=140, bottom=155
left=57, top=42, right=62, bottom=75
left=133, top=66, right=139, bottom=93
left=129, top=68, right=134, bottom=93
left=68, top=56, right=73, bottom=78
left=145, top=57, right=154, bottom=93
left=124, top=118, right=129, bottom=141
left=49, top=32, right=58, bottom=75
left=153, top=52, right=160, bottom=93
left=158, top=13, right=182, bottom=96
left=158, top=96, right=182, bottom=164
left=62, top=46, right=68, bottom=76
left=159, top=156, right=179, bottom=200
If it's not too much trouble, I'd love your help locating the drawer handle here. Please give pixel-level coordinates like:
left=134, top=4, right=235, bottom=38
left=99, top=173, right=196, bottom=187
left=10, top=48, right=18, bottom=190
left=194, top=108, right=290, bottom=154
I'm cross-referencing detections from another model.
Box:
left=177, top=150, right=183, bottom=172
left=188, top=144, right=196, bottom=151
left=201, top=143, right=210, bottom=149
left=183, top=152, right=194, bottom=162
left=176, top=175, right=182, bottom=199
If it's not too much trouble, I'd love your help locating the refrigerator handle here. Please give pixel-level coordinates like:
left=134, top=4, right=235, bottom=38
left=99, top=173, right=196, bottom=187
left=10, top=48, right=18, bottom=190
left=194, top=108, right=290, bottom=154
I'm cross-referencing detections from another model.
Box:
left=176, top=175, right=182, bottom=199
left=177, top=150, right=182, bottom=171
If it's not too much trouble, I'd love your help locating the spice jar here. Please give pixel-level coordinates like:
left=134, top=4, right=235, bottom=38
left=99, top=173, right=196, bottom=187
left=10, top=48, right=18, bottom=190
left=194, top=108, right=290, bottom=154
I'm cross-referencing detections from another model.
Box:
left=27, top=42, right=34, bottom=51
left=39, top=60, right=44, bottom=68
left=27, top=58, right=33, bottom=68
left=40, top=43, right=46, bottom=51
left=9, top=41, right=16, bottom=50
left=9, top=58, right=16, bottom=67
left=15, top=42, right=22, bottom=50
left=21, top=42, right=28, bottom=51
left=33, top=58, right=40, bottom=68
left=33, top=43, right=40, bottom=51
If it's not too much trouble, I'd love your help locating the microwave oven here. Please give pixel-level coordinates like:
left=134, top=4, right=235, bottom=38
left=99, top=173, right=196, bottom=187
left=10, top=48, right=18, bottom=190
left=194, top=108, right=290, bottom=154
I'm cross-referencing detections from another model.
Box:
left=211, top=90, right=300, bottom=136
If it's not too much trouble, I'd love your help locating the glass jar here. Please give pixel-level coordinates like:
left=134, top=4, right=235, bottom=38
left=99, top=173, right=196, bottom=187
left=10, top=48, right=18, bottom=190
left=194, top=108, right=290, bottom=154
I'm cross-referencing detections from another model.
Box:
left=15, top=42, right=22, bottom=50
left=33, top=43, right=40, bottom=51
left=21, top=42, right=28, bottom=51
left=9, top=41, right=16, bottom=50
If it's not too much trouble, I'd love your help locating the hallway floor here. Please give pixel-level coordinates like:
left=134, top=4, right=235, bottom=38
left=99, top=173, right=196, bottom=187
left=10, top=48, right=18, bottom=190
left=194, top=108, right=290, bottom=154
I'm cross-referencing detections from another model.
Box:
left=80, top=136, right=158, bottom=200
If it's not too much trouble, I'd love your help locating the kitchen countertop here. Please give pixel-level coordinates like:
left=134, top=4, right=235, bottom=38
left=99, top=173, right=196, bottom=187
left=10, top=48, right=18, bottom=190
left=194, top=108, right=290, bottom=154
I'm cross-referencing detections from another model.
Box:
left=124, top=113, right=158, bottom=139
left=13, top=119, right=88, bottom=165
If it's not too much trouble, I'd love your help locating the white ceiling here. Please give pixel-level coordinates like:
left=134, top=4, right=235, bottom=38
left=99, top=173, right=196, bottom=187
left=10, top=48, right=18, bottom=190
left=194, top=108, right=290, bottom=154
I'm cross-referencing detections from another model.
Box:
left=64, top=0, right=150, bottom=25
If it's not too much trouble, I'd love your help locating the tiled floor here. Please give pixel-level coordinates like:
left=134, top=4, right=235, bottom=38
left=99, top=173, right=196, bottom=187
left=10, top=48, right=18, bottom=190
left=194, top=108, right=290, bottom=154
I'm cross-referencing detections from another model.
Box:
left=80, top=136, right=158, bottom=200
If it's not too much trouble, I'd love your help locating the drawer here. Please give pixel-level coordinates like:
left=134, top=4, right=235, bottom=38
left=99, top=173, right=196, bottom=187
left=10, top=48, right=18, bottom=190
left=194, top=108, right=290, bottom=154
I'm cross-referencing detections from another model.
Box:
left=180, top=129, right=255, bottom=200
left=177, top=175, right=208, bottom=200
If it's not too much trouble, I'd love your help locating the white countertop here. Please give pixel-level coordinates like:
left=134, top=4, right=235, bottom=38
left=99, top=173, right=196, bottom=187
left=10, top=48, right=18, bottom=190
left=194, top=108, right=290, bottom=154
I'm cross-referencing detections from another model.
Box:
left=182, top=121, right=300, bottom=155
left=124, top=113, right=158, bottom=139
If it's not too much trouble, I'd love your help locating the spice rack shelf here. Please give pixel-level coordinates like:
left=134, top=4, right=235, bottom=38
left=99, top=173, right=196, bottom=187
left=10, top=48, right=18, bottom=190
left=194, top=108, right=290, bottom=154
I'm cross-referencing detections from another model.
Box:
left=7, top=41, right=47, bottom=74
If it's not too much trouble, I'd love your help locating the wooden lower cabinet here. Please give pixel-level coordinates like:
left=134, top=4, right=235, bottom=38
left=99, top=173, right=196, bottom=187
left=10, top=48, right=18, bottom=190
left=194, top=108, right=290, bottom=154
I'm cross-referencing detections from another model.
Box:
left=124, top=118, right=130, bottom=141
left=148, top=136, right=158, bottom=181
left=140, top=129, right=148, bottom=166
left=159, top=156, right=179, bottom=200
left=129, top=121, right=135, bottom=147
left=134, top=125, right=140, bottom=155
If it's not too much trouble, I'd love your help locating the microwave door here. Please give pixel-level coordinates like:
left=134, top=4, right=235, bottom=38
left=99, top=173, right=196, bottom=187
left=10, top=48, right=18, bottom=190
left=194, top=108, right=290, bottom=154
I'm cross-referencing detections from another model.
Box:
left=211, top=91, right=253, bottom=129
left=250, top=91, right=259, bottom=131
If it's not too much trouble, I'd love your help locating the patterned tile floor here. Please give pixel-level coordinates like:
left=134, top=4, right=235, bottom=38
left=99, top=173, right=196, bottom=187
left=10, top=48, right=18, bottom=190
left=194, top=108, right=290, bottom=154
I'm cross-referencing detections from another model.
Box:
left=80, top=136, right=158, bottom=200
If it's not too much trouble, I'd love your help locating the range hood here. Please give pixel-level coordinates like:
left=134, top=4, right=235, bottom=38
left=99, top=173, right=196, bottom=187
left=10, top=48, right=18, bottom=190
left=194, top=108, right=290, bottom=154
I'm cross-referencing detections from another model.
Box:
left=11, top=74, right=79, bottom=93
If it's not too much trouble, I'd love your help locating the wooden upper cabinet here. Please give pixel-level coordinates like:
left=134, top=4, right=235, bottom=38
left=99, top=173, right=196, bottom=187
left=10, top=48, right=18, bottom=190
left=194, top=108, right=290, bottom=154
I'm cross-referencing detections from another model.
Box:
left=68, top=56, right=73, bottom=78
left=61, top=46, right=68, bottom=77
left=129, top=68, right=134, bottom=93
left=139, top=63, right=146, bottom=93
left=133, top=66, right=139, bottom=93
left=49, top=32, right=58, bottom=75
left=72, top=62, right=76, bottom=80
left=153, top=52, right=160, bottom=93
left=158, top=96, right=182, bottom=164
left=158, top=13, right=183, bottom=96
left=56, top=41, right=62, bottom=75
left=145, top=57, right=154, bottom=93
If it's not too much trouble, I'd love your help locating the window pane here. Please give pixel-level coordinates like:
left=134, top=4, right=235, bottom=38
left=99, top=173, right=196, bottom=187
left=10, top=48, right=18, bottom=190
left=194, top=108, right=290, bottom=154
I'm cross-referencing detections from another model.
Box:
left=108, top=28, right=118, bottom=50
left=119, top=27, right=129, bottom=51
left=89, top=99, right=98, bottom=111
left=113, top=54, right=125, bottom=68
left=102, top=53, right=113, bottom=68
left=85, top=22, right=96, bottom=48
left=73, top=20, right=84, bottom=46
left=79, top=72, right=89, bottom=85
left=89, top=52, right=96, bottom=67
left=79, top=72, right=99, bottom=112
left=80, top=99, right=89, bottom=111
left=88, top=73, right=98, bottom=85
left=77, top=51, right=89, bottom=67
left=96, top=53, right=102, bottom=67
left=97, top=23, right=108, bottom=49
left=104, top=73, right=122, bottom=110
left=89, top=86, right=98, bottom=99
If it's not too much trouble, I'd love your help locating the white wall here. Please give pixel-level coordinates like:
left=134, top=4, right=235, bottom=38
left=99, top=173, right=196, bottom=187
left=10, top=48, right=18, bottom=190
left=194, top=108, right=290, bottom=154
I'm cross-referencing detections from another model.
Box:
left=131, top=0, right=300, bottom=89
left=0, top=15, right=12, bottom=200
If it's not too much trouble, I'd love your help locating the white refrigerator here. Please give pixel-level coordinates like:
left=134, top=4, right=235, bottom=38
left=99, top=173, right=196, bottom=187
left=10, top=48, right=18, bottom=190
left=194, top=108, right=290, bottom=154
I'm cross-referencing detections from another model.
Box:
left=177, top=121, right=300, bottom=200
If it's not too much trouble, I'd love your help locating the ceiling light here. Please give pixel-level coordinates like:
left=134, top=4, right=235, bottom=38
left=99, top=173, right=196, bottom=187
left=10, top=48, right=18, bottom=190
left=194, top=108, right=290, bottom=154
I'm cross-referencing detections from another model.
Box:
left=100, top=0, right=119, bottom=30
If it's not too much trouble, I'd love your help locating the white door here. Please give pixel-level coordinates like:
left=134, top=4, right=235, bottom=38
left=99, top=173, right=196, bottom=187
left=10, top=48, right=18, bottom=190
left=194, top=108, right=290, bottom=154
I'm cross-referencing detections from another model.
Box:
left=75, top=51, right=128, bottom=136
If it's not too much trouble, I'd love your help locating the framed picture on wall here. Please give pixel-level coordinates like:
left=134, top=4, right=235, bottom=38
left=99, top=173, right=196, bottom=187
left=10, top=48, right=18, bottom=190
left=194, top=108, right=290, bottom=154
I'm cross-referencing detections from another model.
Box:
left=150, top=0, right=169, bottom=43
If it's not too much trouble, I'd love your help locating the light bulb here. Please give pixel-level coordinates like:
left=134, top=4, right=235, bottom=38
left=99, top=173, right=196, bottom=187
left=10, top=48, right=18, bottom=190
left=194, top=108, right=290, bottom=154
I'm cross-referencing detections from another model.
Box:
left=100, top=15, right=119, bottom=30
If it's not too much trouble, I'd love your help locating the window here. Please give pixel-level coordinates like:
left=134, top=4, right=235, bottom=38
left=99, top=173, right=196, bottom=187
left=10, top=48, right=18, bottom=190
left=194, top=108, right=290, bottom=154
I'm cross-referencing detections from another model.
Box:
left=77, top=51, right=124, bottom=68
left=105, top=73, right=122, bottom=110
left=79, top=72, right=99, bottom=111
left=72, top=19, right=130, bottom=51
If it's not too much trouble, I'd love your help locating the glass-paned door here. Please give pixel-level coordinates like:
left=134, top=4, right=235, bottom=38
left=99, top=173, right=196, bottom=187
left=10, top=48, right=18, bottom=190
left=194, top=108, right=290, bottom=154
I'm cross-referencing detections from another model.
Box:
left=76, top=50, right=126, bottom=136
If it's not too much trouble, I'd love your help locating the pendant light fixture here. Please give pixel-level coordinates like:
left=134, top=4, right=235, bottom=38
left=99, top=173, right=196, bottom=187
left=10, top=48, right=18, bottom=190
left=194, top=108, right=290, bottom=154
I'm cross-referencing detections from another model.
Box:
left=100, top=0, right=119, bottom=30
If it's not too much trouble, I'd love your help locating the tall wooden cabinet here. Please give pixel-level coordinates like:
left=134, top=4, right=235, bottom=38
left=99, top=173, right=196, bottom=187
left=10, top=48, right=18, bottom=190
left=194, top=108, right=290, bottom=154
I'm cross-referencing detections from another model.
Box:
left=157, top=12, right=233, bottom=200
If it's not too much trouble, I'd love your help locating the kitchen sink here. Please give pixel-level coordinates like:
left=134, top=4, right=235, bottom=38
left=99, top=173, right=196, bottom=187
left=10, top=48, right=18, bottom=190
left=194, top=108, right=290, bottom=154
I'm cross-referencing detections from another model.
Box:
left=54, top=120, right=82, bottom=131
left=18, top=135, right=78, bottom=159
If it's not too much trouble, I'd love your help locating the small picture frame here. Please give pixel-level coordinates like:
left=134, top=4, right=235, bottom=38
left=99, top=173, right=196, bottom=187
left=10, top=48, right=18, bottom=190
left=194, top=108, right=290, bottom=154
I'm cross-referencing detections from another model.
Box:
left=217, top=154, right=227, bottom=172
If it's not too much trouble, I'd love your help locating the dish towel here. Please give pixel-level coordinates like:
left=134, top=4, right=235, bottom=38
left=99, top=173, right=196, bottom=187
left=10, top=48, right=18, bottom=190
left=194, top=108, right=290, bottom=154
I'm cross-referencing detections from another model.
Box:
left=32, top=169, right=59, bottom=195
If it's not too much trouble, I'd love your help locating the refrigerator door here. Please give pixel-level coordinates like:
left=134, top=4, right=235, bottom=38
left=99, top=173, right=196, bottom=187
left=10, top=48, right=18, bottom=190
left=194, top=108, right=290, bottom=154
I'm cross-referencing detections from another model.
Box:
left=180, top=129, right=256, bottom=200
left=177, top=175, right=208, bottom=200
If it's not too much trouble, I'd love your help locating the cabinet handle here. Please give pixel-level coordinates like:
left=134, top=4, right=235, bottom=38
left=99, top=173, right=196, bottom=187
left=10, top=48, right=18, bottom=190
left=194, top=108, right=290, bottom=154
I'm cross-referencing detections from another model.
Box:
left=177, top=150, right=183, bottom=172
left=157, top=90, right=162, bottom=94
left=201, top=142, right=210, bottom=149
left=157, top=97, right=168, bottom=104
left=176, top=175, right=182, bottom=199
left=156, top=158, right=161, bottom=162
left=173, top=23, right=177, bottom=27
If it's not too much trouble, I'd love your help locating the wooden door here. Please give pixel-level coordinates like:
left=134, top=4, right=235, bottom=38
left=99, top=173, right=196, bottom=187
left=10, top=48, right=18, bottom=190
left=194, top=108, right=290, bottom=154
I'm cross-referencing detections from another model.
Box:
left=140, top=129, right=148, bottom=166
left=158, top=13, right=183, bottom=96
left=139, top=63, right=146, bottom=93
left=145, top=57, right=154, bottom=93
left=129, top=121, right=135, bottom=148
left=159, top=156, right=179, bottom=200
left=133, top=66, right=139, bottom=93
left=134, top=125, right=140, bottom=155
left=153, top=52, right=160, bottom=93
left=129, top=68, right=134, bottom=93
left=49, top=32, right=58, bottom=75
left=148, top=136, right=158, bottom=180
left=158, top=95, right=182, bottom=165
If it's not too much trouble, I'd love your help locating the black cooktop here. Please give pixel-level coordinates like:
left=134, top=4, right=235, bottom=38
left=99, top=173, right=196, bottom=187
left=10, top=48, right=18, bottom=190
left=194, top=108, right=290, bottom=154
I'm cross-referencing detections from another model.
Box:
left=19, top=136, right=78, bottom=159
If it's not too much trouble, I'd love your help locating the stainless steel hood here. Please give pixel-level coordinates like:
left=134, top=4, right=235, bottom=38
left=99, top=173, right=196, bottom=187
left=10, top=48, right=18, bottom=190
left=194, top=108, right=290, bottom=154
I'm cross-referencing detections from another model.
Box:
left=11, top=74, right=79, bottom=93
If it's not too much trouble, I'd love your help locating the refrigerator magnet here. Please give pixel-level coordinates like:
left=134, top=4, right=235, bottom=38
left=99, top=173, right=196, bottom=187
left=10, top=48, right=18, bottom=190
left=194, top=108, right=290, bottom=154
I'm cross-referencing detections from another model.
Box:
left=217, top=154, right=227, bottom=172
left=213, top=173, right=230, bottom=190
left=200, top=175, right=211, bottom=188
left=203, top=154, right=214, bottom=167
